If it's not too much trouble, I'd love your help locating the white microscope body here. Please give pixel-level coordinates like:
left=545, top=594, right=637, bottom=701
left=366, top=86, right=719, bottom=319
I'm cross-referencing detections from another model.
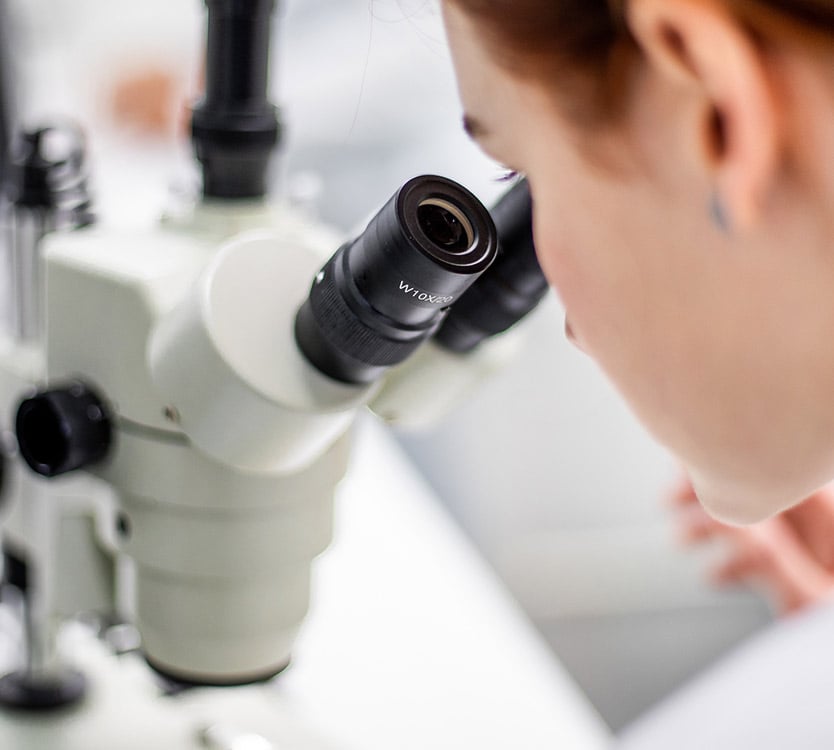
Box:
left=45, top=210, right=370, bottom=684
left=0, top=191, right=372, bottom=688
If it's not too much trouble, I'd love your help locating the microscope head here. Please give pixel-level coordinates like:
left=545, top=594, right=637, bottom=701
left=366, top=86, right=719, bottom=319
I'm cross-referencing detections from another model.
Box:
left=8, top=0, right=504, bottom=689
left=133, top=176, right=498, bottom=684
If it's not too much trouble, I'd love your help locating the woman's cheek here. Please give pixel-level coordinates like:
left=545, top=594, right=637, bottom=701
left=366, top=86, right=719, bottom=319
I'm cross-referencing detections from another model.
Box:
left=532, top=211, right=593, bottom=335
left=531, top=207, right=571, bottom=298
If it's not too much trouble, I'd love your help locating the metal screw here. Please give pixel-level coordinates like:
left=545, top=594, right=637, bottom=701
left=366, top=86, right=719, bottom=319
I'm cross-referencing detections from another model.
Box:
left=115, top=513, right=131, bottom=540
left=198, top=724, right=274, bottom=750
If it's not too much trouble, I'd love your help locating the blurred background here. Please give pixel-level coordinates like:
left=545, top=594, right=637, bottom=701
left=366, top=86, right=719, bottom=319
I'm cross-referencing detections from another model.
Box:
left=2, top=0, right=772, bottom=733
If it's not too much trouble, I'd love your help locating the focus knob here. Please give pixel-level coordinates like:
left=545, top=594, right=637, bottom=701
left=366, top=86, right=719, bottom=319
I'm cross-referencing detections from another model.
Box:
left=16, top=381, right=112, bottom=477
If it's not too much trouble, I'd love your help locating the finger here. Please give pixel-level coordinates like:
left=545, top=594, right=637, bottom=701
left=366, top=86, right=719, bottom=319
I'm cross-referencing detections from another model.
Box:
left=677, top=511, right=726, bottom=544
left=783, top=487, right=834, bottom=570
left=675, top=504, right=747, bottom=545
left=667, top=473, right=699, bottom=507
left=709, top=553, right=760, bottom=585
left=708, top=553, right=828, bottom=616
left=714, top=521, right=834, bottom=614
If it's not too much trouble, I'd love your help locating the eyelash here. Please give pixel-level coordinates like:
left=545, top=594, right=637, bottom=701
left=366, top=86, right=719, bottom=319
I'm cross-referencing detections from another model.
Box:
left=494, top=169, right=521, bottom=183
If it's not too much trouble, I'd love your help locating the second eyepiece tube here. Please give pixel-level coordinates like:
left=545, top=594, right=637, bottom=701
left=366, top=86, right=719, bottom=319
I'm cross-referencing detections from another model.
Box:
left=436, top=179, right=549, bottom=353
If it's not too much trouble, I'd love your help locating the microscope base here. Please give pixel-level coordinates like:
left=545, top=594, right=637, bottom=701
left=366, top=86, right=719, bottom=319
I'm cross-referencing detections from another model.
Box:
left=0, top=623, right=342, bottom=750
left=0, top=668, right=86, bottom=711
left=145, top=654, right=291, bottom=690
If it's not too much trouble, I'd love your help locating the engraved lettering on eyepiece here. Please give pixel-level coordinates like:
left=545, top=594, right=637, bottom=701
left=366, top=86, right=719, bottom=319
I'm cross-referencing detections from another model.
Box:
left=398, top=280, right=454, bottom=305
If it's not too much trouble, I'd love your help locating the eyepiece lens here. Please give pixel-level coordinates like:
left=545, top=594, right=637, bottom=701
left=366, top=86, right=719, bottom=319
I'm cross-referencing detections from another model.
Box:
left=417, top=198, right=473, bottom=255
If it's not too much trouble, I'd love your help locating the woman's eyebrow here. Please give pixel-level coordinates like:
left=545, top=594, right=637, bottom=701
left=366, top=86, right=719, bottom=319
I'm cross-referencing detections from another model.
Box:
left=462, top=114, right=488, bottom=140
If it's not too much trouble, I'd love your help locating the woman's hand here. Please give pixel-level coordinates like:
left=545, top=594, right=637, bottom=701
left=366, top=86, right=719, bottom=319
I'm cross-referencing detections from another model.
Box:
left=672, top=478, right=834, bottom=615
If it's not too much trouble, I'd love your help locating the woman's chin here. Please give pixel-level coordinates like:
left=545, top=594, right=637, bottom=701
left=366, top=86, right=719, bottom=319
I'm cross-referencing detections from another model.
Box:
left=688, top=472, right=791, bottom=527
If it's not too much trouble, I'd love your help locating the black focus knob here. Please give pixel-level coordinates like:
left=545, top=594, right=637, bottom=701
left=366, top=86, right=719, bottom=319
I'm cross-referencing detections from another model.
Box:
left=16, top=381, right=112, bottom=477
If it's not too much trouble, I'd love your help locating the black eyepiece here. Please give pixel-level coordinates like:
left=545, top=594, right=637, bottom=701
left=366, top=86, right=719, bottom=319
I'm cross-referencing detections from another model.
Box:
left=435, top=178, right=549, bottom=353
left=295, top=175, right=498, bottom=384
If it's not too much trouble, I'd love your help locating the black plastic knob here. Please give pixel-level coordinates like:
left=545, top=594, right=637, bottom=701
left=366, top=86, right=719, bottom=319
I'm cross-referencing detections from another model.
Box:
left=0, top=450, right=5, bottom=511
left=15, top=381, right=112, bottom=477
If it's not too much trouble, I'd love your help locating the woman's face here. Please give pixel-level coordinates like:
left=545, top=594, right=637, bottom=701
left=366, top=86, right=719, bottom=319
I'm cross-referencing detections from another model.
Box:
left=443, top=3, right=834, bottom=523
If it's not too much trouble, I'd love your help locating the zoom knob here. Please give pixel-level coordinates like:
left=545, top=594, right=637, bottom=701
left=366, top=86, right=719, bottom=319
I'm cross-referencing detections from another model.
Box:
left=16, top=381, right=112, bottom=477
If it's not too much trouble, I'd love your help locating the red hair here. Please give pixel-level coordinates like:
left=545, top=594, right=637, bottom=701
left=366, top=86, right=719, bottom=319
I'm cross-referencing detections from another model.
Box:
left=448, top=0, right=834, bottom=120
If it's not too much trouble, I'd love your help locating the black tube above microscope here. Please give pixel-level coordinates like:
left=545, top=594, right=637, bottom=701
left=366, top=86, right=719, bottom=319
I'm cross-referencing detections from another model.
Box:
left=191, top=0, right=280, bottom=199
left=0, top=0, right=15, bottom=198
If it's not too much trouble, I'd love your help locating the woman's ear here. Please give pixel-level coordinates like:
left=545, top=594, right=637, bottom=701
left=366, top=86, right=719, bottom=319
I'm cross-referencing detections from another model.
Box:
left=626, top=0, right=781, bottom=231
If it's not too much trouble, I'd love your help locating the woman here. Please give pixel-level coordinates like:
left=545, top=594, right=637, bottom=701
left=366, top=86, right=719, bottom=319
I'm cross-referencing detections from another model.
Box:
left=441, top=0, right=834, bottom=525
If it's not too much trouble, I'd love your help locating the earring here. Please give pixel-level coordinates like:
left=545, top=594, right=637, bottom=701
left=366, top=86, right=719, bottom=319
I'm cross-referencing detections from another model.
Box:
left=709, top=190, right=731, bottom=234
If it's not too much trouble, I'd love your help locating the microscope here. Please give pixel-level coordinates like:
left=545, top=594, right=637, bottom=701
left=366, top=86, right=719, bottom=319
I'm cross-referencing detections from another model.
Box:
left=0, top=0, right=548, bottom=745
